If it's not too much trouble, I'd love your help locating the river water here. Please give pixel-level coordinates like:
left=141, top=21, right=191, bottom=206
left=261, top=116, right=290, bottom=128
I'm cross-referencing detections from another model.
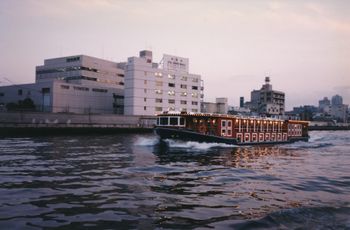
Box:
left=0, top=131, right=349, bottom=229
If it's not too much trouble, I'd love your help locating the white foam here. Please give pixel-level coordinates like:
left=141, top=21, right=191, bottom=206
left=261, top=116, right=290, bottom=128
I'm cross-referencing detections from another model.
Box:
left=134, top=137, right=160, bottom=146
left=165, top=139, right=237, bottom=150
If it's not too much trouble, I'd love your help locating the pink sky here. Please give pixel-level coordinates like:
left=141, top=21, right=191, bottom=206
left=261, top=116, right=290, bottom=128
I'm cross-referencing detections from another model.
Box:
left=0, top=0, right=349, bottom=110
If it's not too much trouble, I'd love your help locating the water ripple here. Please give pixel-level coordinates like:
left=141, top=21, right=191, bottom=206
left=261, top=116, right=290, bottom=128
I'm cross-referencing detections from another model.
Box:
left=0, top=131, right=349, bottom=229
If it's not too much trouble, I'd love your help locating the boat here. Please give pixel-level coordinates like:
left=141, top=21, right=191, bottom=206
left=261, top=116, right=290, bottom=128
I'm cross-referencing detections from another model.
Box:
left=154, top=112, right=309, bottom=145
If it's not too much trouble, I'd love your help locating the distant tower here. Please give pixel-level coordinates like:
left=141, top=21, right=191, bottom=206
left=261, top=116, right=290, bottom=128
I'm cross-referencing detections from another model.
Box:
left=331, top=95, right=343, bottom=106
left=240, top=97, right=244, bottom=108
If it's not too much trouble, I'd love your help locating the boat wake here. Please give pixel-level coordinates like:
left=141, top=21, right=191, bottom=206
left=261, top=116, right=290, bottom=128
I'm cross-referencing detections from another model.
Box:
left=163, top=139, right=237, bottom=150
left=134, top=137, right=160, bottom=146
left=134, top=136, right=237, bottom=150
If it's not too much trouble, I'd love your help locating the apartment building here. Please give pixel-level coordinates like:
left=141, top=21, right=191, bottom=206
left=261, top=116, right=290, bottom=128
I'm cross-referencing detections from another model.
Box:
left=124, top=50, right=203, bottom=115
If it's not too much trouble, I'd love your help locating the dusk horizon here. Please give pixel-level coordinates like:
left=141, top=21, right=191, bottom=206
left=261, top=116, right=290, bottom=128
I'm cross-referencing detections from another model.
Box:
left=1, top=0, right=349, bottom=110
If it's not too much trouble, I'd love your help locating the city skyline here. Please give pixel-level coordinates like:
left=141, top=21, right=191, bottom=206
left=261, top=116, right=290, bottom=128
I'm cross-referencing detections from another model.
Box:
left=1, top=0, right=349, bottom=110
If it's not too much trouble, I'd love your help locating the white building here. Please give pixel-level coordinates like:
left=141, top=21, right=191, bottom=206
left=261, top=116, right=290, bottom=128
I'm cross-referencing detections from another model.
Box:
left=0, top=55, right=125, bottom=114
left=201, top=98, right=228, bottom=114
left=124, top=50, right=203, bottom=115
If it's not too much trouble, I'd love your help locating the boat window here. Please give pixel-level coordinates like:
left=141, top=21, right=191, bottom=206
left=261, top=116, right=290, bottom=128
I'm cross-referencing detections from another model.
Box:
left=228, top=121, right=232, bottom=127
left=160, top=117, right=168, bottom=125
left=170, top=117, right=178, bottom=125
left=222, top=120, right=226, bottom=127
left=180, top=118, right=185, bottom=126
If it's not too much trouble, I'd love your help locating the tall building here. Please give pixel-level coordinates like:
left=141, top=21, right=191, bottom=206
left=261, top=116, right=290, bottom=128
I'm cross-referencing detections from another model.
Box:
left=0, top=55, right=125, bottom=114
left=331, top=94, right=343, bottom=106
left=239, top=97, right=244, bottom=108
left=318, top=97, right=330, bottom=114
left=330, top=94, right=348, bottom=122
left=124, top=50, right=203, bottom=115
left=249, top=77, right=285, bottom=116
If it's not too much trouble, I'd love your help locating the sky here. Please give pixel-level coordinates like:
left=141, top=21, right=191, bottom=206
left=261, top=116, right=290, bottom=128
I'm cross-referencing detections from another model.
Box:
left=0, top=0, right=349, bottom=110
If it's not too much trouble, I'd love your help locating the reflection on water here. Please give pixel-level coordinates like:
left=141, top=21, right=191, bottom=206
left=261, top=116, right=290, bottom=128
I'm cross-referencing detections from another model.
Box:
left=0, top=131, right=349, bottom=229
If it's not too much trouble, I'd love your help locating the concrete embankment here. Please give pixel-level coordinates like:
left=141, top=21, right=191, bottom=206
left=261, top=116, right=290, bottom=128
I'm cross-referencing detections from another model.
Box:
left=0, top=112, right=156, bottom=136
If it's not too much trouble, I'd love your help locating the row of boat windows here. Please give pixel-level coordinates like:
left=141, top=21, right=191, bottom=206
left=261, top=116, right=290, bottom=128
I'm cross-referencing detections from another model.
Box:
left=221, top=120, right=284, bottom=133
left=157, top=117, right=185, bottom=126
left=288, top=124, right=303, bottom=136
left=236, top=133, right=288, bottom=142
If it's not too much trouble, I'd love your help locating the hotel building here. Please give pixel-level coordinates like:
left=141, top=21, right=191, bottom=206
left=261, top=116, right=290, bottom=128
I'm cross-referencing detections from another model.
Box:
left=124, top=50, right=203, bottom=115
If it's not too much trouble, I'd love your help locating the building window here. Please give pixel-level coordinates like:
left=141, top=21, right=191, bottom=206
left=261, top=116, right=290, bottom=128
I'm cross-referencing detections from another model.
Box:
left=169, top=106, right=175, bottom=111
left=155, top=107, right=162, bottom=112
left=156, top=81, right=163, bottom=86
left=92, top=88, right=107, bottom=93
left=180, top=100, right=187, bottom=105
left=155, top=72, right=163, bottom=77
left=73, top=86, right=89, bottom=91
left=192, top=101, right=198, bottom=105
left=181, top=76, right=187, bottom=81
left=192, top=78, right=199, bottom=82
left=168, top=91, right=175, bottom=96
left=168, top=99, right=175, bottom=104
left=192, top=93, right=198, bottom=98
left=180, top=84, right=187, bottom=89
left=155, top=98, right=163, bottom=103
left=222, top=120, right=226, bottom=127
left=66, top=56, right=80, bottom=62
left=144, top=89, right=147, bottom=93
left=144, top=106, right=147, bottom=110
left=144, top=98, right=147, bottom=102
left=192, top=86, right=198, bottom=90
left=61, top=85, right=70, bottom=90
left=168, top=74, right=175, bottom=79
left=18, top=89, right=23, bottom=95
left=155, top=89, right=163, bottom=94
left=192, top=109, right=198, bottom=112
left=181, top=92, right=187, bottom=97
left=42, top=88, right=50, bottom=93
left=144, top=80, right=147, bottom=84
left=168, top=83, right=175, bottom=87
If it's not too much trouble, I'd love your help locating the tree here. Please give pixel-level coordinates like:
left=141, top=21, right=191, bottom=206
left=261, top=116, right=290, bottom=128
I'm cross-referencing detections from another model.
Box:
left=6, top=98, right=36, bottom=111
